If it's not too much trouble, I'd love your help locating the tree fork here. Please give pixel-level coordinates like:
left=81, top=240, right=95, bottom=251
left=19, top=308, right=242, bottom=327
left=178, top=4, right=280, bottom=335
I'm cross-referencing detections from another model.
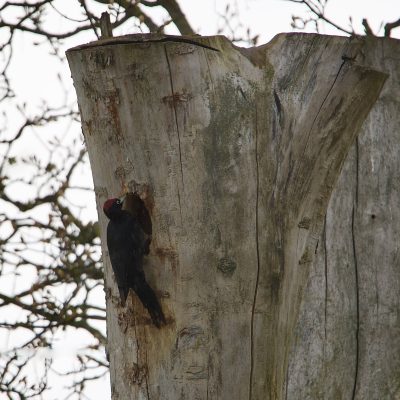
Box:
left=67, top=33, right=386, bottom=399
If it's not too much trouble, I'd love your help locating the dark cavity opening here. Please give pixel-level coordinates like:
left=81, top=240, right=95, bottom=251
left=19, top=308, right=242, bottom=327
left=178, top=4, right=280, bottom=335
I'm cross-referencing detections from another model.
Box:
left=123, top=192, right=152, bottom=235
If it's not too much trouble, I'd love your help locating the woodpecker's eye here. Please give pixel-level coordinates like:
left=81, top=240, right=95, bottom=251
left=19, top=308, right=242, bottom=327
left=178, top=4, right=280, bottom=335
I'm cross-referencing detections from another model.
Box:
left=116, top=200, right=121, bottom=205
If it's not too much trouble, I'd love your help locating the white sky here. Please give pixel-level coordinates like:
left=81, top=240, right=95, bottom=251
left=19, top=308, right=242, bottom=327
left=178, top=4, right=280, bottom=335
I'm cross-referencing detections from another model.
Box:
left=1, top=0, right=399, bottom=398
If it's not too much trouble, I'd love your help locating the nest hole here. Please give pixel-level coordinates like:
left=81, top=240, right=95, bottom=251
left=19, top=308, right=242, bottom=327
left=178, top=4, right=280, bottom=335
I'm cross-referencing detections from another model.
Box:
left=123, top=192, right=152, bottom=235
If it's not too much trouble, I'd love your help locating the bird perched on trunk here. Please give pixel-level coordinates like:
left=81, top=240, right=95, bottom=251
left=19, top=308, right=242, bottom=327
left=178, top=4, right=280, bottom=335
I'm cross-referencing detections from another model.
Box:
left=103, top=196, right=166, bottom=328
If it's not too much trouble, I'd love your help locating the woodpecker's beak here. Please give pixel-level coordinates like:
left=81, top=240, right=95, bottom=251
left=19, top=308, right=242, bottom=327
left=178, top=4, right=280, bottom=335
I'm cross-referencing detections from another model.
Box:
left=119, top=194, right=126, bottom=204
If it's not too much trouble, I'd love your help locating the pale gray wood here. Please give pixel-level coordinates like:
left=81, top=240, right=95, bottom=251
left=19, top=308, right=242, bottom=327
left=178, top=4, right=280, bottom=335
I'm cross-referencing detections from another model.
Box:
left=287, top=37, right=400, bottom=400
left=67, top=33, right=387, bottom=399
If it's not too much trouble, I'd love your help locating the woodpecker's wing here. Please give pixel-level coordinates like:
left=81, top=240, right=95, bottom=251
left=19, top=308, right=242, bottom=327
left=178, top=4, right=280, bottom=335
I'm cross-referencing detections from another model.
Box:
left=127, top=218, right=147, bottom=257
left=107, top=213, right=165, bottom=326
left=106, top=212, right=146, bottom=304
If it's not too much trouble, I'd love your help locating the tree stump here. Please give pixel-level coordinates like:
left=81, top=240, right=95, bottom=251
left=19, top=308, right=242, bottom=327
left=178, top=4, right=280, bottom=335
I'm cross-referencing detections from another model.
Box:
left=67, top=33, right=388, bottom=399
left=287, top=36, right=400, bottom=399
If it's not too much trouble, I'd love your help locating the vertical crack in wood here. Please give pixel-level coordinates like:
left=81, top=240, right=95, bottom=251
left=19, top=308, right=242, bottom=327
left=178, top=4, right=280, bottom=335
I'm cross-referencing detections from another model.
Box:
left=132, top=313, right=141, bottom=395
left=144, top=332, right=151, bottom=400
left=206, top=361, right=210, bottom=400
left=351, top=141, right=360, bottom=399
left=323, top=214, right=328, bottom=387
left=351, top=206, right=360, bottom=400
left=324, top=215, right=328, bottom=342
left=285, top=362, right=289, bottom=400
left=355, top=137, right=360, bottom=206
left=249, top=108, right=261, bottom=400
left=164, top=45, right=185, bottom=224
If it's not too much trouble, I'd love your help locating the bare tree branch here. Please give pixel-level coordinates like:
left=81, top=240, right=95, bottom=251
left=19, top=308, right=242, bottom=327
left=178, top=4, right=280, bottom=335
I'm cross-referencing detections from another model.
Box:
left=157, top=0, right=195, bottom=34
left=285, top=0, right=400, bottom=38
left=384, top=17, right=400, bottom=37
left=286, top=0, right=353, bottom=35
left=362, top=18, right=374, bottom=36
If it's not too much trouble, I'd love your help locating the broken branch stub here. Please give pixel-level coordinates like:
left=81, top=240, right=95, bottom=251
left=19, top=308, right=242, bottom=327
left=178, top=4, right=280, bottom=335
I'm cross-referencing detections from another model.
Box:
left=67, top=33, right=386, bottom=399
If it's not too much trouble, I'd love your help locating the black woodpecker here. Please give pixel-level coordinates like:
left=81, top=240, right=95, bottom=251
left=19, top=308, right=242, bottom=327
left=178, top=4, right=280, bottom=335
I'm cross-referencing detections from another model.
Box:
left=103, top=197, right=166, bottom=328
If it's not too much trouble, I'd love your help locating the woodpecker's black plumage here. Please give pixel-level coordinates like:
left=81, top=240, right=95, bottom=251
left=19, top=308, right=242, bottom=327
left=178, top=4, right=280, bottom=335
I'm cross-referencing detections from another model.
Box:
left=103, top=197, right=166, bottom=328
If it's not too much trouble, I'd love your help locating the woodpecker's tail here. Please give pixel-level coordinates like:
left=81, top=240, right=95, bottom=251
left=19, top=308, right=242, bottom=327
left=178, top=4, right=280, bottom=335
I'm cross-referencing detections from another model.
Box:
left=133, top=278, right=166, bottom=328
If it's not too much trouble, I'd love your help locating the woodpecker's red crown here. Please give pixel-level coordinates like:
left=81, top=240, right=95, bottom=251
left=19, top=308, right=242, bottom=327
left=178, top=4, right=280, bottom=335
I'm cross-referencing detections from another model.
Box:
left=103, top=198, right=118, bottom=211
left=103, top=197, right=124, bottom=218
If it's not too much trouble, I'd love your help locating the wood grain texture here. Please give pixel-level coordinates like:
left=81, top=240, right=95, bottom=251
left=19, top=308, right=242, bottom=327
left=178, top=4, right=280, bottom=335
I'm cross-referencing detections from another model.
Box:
left=287, top=36, right=400, bottom=400
left=67, top=33, right=388, bottom=399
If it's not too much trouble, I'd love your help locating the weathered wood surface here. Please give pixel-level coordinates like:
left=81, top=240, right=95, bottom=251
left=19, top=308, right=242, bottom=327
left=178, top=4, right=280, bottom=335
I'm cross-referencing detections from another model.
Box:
left=67, top=33, right=389, bottom=399
left=287, top=37, right=400, bottom=400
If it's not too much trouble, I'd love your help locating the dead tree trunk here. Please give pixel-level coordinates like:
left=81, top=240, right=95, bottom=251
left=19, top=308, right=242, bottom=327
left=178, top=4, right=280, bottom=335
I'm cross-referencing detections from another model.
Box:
left=287, top=37, right=400, bottom=399
left=67, top=33, right=387, bottom=399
